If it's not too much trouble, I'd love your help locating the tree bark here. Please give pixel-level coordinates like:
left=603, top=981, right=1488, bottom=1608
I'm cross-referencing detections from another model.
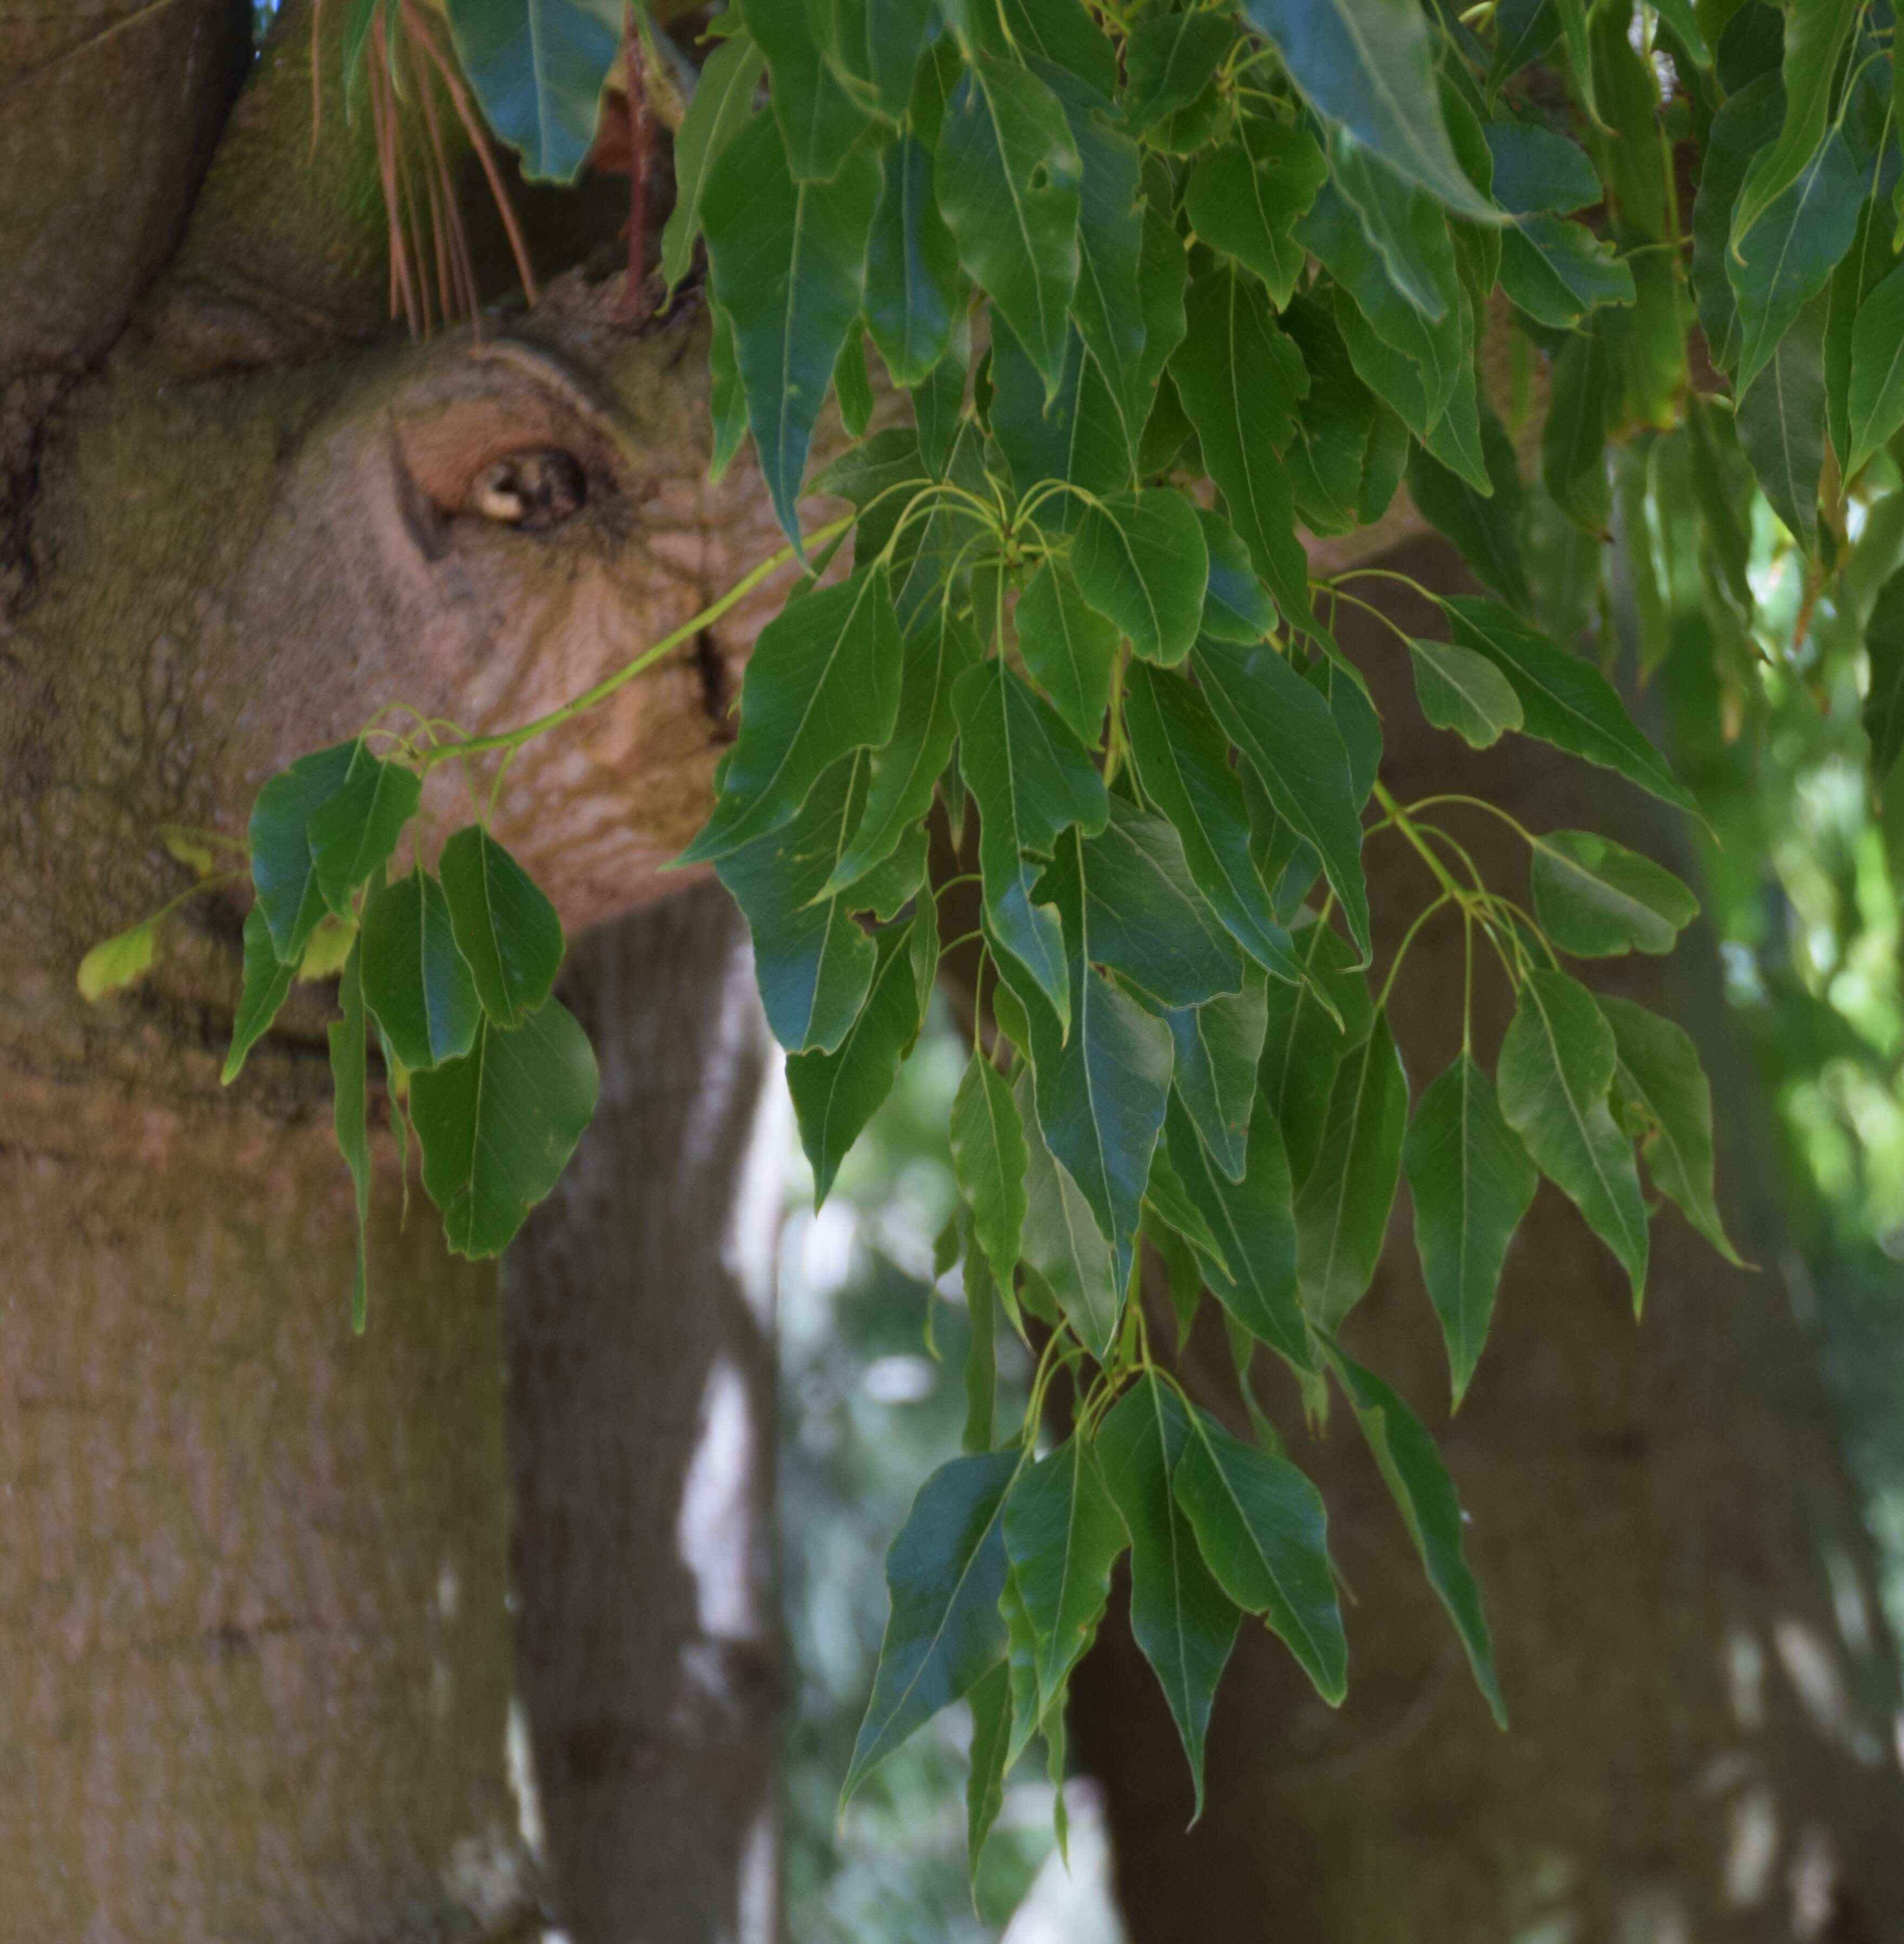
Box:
left=1071, top=536, right=1904, bottom=1942
left=503, top=882, right=786, bottom=1944
left=0, top=5, right=786, bottom=1935
left=0, top=1040, right=533, bottom=1940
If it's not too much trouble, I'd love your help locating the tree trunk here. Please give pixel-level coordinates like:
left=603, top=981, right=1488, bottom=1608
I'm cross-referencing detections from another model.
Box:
left=0, top=5, right=786, bottom=1935
left=1071, top=537, right=1904, bottom=1941
left=0, top=1036, right=533, bottom=1940
left=503, top=882, right=786, bottom=1944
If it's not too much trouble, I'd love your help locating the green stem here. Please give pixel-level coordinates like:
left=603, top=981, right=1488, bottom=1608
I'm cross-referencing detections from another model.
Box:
left=420, top=517, right=854, bottom=772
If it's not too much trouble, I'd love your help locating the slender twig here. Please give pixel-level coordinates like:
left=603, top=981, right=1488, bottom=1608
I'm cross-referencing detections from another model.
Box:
left=617, top=12, right=653, bottom=324
left=409, top=11, right=540, bottom=304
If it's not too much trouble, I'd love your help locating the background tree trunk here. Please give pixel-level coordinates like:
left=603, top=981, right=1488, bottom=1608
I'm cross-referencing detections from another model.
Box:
left=1071, top=537, right=1904, bottom=1942
left=504, top=881, right=786, bottom=1944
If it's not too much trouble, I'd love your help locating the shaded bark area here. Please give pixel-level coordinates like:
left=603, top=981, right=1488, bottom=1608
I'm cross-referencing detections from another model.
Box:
left=0, top=1058, right=528, bottom=1942
left=504, top=881, right=785, bottom=1944
left=1073, top=538, right=1904, bottom=1941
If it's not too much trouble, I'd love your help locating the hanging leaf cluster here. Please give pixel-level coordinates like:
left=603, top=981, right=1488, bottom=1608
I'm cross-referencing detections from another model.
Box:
left=88, top=0, right=1904, bottom=1878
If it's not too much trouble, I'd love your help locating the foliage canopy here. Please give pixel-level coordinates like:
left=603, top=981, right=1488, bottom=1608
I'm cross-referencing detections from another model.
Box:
left=84, top=0, right=1904, bottom=1881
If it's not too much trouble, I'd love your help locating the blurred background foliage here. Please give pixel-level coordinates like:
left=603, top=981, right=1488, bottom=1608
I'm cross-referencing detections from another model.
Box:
left=778, top=1007, right=1126, bottom=1943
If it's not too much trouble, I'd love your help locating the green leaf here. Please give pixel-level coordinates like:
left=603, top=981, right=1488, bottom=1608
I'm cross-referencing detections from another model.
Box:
left=1171, top=263, right=1314, bottom=622
left=1407, top=637, right=1524, bottom=748
left=787, top=910, right=930, bottom=1204
left=1303, top=185, right=1463, bottom=437
left=1497, top=968, right=1648, bottom=1308
left=951, top=1049, right=1029, bottom=1286
left=1294, top=1009, right=1408, bottom=1331
left=1124, top=9, right=1232, bottom=128
left=1182, top=116, right=1328, bottom=308
left=965, top=1659, right=1013, bottom=1883
left=913, top=334, right=969, bottom=475
left=1826, top=199, right=1900, bottom=482
left=843, top=1449, right=1019, bottom=1806
left=1040, top=62, right=1151, bottom=463
left=1124, top=663, right=1303, bottom=984
left=1406, top=402, right=1530, bottom=609
left=714, top=752, right=880, bottom=1053
left=1194, top=639, right=1372, bottom=963
left=1000, top=1565, right=1043, bottom=1767
left=683, top=563, right=903, bottom=863
left=962, top=1217, right=1000, bottom=1449
left=1165, top=966, right=1270, bottom=1185
left=249, top=740, right=359, bottom=964
left=1736, top=289, right=1826, bottom=552
left=1728, top=130, right=1862, bottom=398
left=1165, top=1090, right=1310, bottom=1371
left=823, top=601, right=982, bottom=896
left=866, top=130, right=964, bottom=387
left=1260, top=917, right=1373, bottom=1174
left=296, top=912, right=355, bottom=981
left=1541, top=326, right=1611, bottom=533
left=410, top=997, right=599, bottom=1259
left=307, top=744, right=421, bottom=919
left=1599, top=995, right=1743, bottom=1267
left=1076, top=799, right=1244, bottom=1011
left=1020, top=831, right=1176, bottom=1284
left=1098, top=1373, right=1241, bottom=1814
left=1329, top=129, right=1459, bottom=323
left=990, top=322, right=1133, bottom=513
left=937, top=54, right=1082, bottom=403
left=445, top=0, right=621, bottom=184
left=954, top=659, right=1109, bottom=1031
left=329, top=941, right=372, bottom=1333
left=1070, top=489, right=1209, bottom=667
left=1482, top=120, right=1599, bottom=215
left=1404, top=1052, right=1538, bottom=1406
left=438, top=825, right=565, bottom=1027
left=737, top=0, right=872, bottom=181
left=708, top=303, right=749, bottom=483
left=222, top=904, right=298, bottom=1083
left=1648, top=0, right=1711, bottom=66
left=1730, top=0, right=1861, bottom=251
left=1499, top=216, right=1636, bottom=328
left=1196, top=508, right=1277, bottom=644
left=833, top=331, right=874, bottom=438
left=1489, top=0, right=1560, bottom=87
left=1279, top=296, right=1377, bottom=535
left=1439, top=596, right=1698, bottom=815
left=1136, top=162, right=1192, bottom=392
left=1016, top=557, right=1119, bottom=746
left=1003, top=1435, right=1128, bottom=1716
left=988, top=0, right=1120, bottom=94
left=360, top=868, right=482, bottom=1073
left=1173, top=1406, right=1345, bottom=1703
left=1241, top=0, right=1497, bottom=217
left=660, top=31, right=766, bottom=289
left=1864, top=568, right=1904, bottom=783
left=702, top=110, right=881, bottom=550
left=812, top=0, right=937, bottom=122
left=78, top=921, right=155, bottom=1002
left=1144, top=1139, right=1232, bottom=1284
left=1690, top=72, right=1784, bottom=374
left=1324, top=1345, right=1506, bottom=1727
left=1530, top=830, right=1698, bottom=958
left=1015, top=1067, right=1123, bottom=1359
left=1846, top=260, right=1904, bottom=480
